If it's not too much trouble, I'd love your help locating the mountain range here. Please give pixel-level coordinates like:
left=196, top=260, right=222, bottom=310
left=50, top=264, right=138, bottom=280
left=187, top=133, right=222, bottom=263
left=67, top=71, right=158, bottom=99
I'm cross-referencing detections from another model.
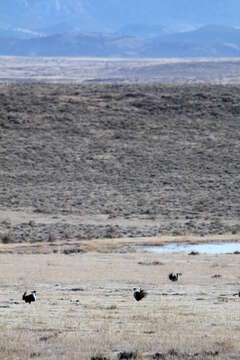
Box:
left=1, top=25, right=240, bottom=57
left=1, top=1, right=240, bottom=57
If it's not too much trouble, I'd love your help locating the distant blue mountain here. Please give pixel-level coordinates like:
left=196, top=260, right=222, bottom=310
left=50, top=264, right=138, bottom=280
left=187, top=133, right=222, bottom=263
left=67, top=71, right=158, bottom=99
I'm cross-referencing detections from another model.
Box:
left=1, top=1, right=240, bottom=57
left=117, top=24, right=167, bottom=38
left=0, top=27, right=43, bottom=40
left=1, top=25, right=240, bottom=57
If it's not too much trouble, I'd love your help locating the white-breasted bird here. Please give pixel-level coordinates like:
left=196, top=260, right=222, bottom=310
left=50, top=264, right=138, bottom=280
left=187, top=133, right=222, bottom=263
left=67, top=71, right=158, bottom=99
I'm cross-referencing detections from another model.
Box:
left=133, top=287, right=147, bottom=301
left=22, top=291, right=36, bottom=304
left=168, top=272, right=182, bottom=282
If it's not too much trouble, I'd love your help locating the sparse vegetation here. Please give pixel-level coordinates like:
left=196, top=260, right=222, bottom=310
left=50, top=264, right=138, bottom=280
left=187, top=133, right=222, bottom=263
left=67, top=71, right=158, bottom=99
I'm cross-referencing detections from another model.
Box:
left=0, top=229, right=14, bottom=243
left=0, top=77, right=239, bottom=358
left=48, top=231, right=56, bottom=243
left=0, top=248, right=239, bottom=359
left=2, top=57, right=240, bottom=84
left=0, top=83, right=239, bottom=242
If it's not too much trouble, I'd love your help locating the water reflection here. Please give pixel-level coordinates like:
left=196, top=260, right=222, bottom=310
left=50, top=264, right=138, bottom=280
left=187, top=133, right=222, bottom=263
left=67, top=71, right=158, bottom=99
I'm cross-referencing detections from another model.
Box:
left=137, top=242, right=240, bottom=254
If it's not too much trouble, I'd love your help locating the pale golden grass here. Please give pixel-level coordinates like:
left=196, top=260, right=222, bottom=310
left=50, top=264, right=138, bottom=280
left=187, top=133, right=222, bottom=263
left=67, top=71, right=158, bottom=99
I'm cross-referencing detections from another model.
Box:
left=0, top=233, right=239, bottom=255
left=81, top=233, right=240, bottom=253
left=0, top=242, right=240, bottom=358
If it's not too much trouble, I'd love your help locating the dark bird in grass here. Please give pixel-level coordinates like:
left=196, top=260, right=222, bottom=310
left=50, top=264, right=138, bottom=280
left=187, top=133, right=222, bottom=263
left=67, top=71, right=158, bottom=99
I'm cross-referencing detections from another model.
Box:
left=133, top=287, right=147, bottom=301
left=22, top=291, right=36, bottom=304
left=169, top=272, right=182, bottom=282
left=233, top=291, right=240, bottom=297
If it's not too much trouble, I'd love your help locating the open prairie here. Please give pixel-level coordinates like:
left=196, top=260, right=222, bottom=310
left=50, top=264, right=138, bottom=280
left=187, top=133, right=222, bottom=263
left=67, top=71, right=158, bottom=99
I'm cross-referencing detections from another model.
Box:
left=2, top=57, right=240, bottom=84
left=1, top=240, right=240, bottom=359
left=0, top=80, right=239, bottom=359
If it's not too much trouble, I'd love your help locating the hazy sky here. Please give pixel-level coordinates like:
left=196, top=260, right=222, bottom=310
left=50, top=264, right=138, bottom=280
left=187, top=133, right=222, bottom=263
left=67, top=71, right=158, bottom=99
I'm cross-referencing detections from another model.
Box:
left=0, top=0, right=239, bottom=31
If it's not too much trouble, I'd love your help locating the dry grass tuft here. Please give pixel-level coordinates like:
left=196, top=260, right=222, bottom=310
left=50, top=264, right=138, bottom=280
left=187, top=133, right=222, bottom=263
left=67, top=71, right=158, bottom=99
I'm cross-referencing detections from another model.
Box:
left=48, top=231, right=56, bottom=243
left=0, top=230, right=14, bottom=244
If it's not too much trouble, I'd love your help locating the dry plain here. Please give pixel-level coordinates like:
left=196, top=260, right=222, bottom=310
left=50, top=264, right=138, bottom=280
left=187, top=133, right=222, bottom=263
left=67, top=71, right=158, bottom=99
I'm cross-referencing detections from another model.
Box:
left=0, top=77, right=240, bottom=359
left=1, top=237, right=240, bottom=360
left=2, top=57, right=240, bottom=84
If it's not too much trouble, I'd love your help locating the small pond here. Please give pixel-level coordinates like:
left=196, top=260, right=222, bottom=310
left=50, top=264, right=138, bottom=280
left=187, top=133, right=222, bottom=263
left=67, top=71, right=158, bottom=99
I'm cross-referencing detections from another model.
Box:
left=137, top=242, right=240, bottom=255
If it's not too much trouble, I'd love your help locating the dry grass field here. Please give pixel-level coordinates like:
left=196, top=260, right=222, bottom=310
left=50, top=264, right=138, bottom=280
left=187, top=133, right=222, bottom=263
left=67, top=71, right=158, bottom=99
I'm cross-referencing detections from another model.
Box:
left=0, top=238, right=240, bottom=359
left=0, top=77, right=240, bottom=358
